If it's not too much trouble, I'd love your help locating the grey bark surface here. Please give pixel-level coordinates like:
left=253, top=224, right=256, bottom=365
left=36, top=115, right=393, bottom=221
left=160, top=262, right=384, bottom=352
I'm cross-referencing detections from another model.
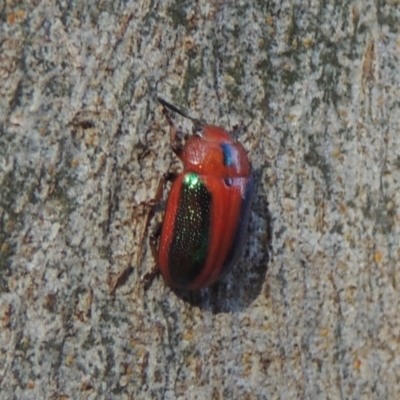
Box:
left=1, top=1, right=399, bottom=399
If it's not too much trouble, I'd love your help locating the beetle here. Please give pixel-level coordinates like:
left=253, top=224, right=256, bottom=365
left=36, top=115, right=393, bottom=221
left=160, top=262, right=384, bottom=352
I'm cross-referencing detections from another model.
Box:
left=152, top=97, right=254, bottom=290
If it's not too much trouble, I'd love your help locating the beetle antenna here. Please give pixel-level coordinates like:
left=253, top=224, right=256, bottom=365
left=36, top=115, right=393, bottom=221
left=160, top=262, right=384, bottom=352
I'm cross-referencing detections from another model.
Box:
left=157, top=97, right=202, bottom=128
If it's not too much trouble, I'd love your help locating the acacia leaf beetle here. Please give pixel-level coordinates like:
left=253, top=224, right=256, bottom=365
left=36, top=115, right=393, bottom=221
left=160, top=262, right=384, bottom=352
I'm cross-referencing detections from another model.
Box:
left=154, top=98, right=254, bottom=290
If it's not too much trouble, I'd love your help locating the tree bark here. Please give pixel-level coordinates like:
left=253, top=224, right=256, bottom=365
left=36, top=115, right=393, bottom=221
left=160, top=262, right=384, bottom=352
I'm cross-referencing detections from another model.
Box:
left=1, top=1, right=399, bottom=399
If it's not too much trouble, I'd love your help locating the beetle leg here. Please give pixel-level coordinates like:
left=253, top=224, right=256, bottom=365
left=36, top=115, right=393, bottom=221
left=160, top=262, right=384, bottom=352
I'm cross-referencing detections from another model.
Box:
left=109, top=265, right=134, bottom=296
left=111, top=171, right=181, bottom=293
left=160, top=104, right=184, bottom=159
left=230, top=121, right=246, bottom=138
left=110, top=175, right=168, bottom=295
left=109, top=151, right=181, bottom=295
left=148, top=171, right=178, bottom=207
left=149, top=223, right=162, bottom=262
left=140, top=172, right=179, bottom=289
left=163, top=171, right=179, bottom=184
left=141, top=223, right=162, bottom=289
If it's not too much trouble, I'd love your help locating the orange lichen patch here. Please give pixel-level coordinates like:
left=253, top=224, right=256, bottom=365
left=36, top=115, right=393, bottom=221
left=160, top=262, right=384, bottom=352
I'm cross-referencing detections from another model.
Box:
left=333, top=149, right=341, bottom=158
left=71, top=158, right=80, bottom=168
left=16, top=10, right=26, bottom=19
left=94, top=95, right=103, bottom=105
left=242, top=353, right=252, bottom=363
left=320, top=328, right=329, bottom=337
left=7, top=13, right=16, bottom=24
left=124, top=364, right=133, bottom=375
left=84, top=129, right=98, bottom=147
left=183, top=36, right=195, bottom=51
left=183, top=330, right=193, bottom=341
left=7, top=10, right=26, bottom=24
left=1, top=242, right=9, bottom=253
left=362, top=41, right=375, bottom=85
left=1, top=303, right=12, bottom=328
left=354, top=358, right=361, bottom=370
left=303, top=37, right=313, bottom=48
left=262, top=322, right=272, bottom=331
left=374, top=252, right=382, bottom=263
left=346, top=286, right=357, bottom=302
left=65, top=353, right=74, bottom=367
left=242, top=352, right=253, bottom=376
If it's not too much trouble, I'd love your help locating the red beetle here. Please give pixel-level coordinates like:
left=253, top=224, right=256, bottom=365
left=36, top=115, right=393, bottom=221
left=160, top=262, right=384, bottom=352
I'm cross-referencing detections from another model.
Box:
left=154, top=98, right=254, bottom=290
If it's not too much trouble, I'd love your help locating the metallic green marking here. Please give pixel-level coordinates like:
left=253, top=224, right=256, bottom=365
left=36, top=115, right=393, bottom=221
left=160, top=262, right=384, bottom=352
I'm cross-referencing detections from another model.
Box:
left=184, top=173, right=200, bottom=189
left=169, top=173, right=211, bottom=287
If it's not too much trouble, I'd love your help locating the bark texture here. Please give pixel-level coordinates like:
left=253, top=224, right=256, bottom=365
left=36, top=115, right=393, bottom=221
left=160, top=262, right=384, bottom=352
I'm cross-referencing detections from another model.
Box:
left=1, top=1, right=399, bottom=399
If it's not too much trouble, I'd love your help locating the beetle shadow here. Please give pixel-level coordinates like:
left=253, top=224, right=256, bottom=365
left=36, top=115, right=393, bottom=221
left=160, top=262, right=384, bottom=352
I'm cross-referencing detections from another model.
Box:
left=170, top=205, right=273, bottom=314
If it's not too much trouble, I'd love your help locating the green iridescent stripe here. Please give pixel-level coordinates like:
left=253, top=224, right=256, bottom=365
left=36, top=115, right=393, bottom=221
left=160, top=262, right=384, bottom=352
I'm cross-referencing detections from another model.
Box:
left=169, top=173, right=211, bottom=287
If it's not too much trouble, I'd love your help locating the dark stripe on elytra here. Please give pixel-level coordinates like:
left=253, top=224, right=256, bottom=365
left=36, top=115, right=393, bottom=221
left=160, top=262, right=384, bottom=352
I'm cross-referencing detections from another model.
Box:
left=219, top=176, right=255, bottom=280
left=168, top=174, right=212, bottom=287
left=221, top=143, right=233, bottom=166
